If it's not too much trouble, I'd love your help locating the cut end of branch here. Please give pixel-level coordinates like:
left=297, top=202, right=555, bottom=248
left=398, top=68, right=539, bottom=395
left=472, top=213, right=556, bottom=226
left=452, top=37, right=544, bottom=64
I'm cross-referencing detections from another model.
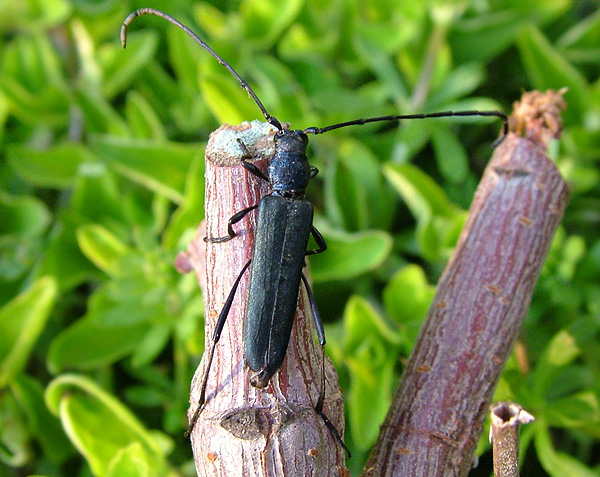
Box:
left=489, top=402, right=535, bottom=443
left=206, top=120, right=277, bottom=166
left=489, top=402, right=534, bottom=477
left=508, top=88, right=568, bottom=149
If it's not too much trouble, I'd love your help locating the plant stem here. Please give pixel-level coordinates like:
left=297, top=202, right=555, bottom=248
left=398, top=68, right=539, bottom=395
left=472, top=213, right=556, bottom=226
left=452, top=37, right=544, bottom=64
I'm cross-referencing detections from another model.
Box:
left=363, top=90, right=568, bottom=476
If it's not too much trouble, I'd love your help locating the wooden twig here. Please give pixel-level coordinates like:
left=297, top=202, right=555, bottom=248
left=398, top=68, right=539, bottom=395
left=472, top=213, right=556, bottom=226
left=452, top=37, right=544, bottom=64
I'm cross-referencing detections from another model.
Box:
left=489, top=402, right=535, bottom=477
left=362, top=89, right=569, bottom=476
left=177, top=121, right=348, bottom=477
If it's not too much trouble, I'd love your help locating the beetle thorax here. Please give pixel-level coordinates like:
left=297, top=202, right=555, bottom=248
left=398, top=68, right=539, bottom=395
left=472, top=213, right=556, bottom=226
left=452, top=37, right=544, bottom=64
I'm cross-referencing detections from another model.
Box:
left=269, top=129, right=311, bottom=197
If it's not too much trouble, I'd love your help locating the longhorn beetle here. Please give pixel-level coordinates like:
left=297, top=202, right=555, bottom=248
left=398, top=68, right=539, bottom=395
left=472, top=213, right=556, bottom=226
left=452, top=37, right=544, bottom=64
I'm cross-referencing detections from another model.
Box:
left=121, top=8, right=508, bottom=457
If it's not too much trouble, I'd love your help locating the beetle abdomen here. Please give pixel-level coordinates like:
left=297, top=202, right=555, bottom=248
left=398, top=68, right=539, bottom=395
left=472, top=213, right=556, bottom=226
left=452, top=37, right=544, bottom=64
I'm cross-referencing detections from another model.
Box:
left=244, top=195, right=313, bottom=387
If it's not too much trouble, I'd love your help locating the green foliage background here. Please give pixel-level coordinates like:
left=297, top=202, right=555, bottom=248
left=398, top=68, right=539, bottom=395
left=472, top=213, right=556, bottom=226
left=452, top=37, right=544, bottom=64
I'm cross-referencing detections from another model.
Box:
left=1, top=0, right=599, bottom=475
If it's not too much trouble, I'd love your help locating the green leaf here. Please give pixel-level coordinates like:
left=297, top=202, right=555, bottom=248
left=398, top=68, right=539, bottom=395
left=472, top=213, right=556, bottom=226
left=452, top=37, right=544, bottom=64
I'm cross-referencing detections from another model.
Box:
left=10, top=374, right=72, bottom=462
left=354, top=37, right=408, bottom=106
left=101, top=31, right=159, bottom=100
left=325, top=137, right=396, bottom=231
left=0, top=90, right=8, bottom=145
left=200, top=65, right=266, bottom=125
left=345, top=296, right=401, bottom=352
left=535, top=422, right=597, bottom=477
left=248, top=54, right=311, bottom=124
left=241, top=0, right=304, bottom=48
left=384, top=163, right=465, bottom=260
left=162, top=155, right=205, bottom=250
left=6, top=143, right=93, bottom=189
left=392, top=119, right=434, bottom=162
left=0, top=277, right=57, bottom=387
left=556, top=236, right=586, bottom=281
left=428, top=63, right=485, bottom=108
left=92, top=135, right=202, bottom=203
left=130, top=323, right=172, bottom=369
left=0, top=236, right=42, bottom=285
left=279, top=21, right=339, bottom=60
left=70, top=164, right=125, bottom=223
left=533, top=318, right=600, bottom=397
left=45, top=375, right=166, bottom=477
left=383, top=265, right=435, bottom=347
left=124, top=386, right=165, bottom=408
left=0, top=33, right=70, bottom=126
left=36, top=218, right=103, bottom=293
left=125, top=91, right=167, bottom=141
left=175, top=293, right=205, bottom=357
left=76, top=224, right=132, bottom=276
left=546, top=391, right=600, bottom=429
left=76, top=87, right=130, bottom=136
left=384, top=163, right=459, bottom=220
left=0, top=391, right=29, bottom=466
left=48, top=315, right=151, bottom=373
left=0, top=192, right=50, bottom=236
left=166, top=19, right=204, bottom=96
left=557, top=9, right=600, bottom=63
left=47, top=252, right=172, bottom=372
left=431, top=125, right=469, bottom=183
left=450, top=1, right=570, bottom=63
left=0, top=0, right=71, bottom=30
left=451, top=10, right=531, bottom=63
left=343, top=297, right=398, bottom=449
left=347, top=353, right=394, bottom=451
left=310, top=226, right=392, bottom=282
left=106, top=442, right=152, bottom=477
left=517, top=24, right=589, bottom=124
left=543, top=329, right=581, bottom=368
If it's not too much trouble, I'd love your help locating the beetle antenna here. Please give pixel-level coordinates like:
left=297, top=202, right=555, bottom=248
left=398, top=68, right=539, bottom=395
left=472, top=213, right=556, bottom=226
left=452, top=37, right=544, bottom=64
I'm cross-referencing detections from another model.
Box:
left=121, top=8, right=283, bottom=131
left=304, top=110, right=509, bottom=147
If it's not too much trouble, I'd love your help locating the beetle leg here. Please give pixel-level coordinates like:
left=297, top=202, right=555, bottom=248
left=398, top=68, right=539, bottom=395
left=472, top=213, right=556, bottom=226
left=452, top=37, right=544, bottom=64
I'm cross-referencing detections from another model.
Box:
left=185, top=259, right=252, bottom=438
left=237, top=138, right=270, bottom=182
left=301, top=273, right=325, bottom=346
left=204, top=204, right=258, bottom=243
left=305, top=226, right=327, bottom=255
left=300, top=273, right=351, bottom=457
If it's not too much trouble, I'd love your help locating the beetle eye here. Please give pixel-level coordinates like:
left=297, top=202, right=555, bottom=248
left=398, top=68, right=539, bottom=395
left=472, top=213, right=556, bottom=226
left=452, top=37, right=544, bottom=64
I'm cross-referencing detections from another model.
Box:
left=275, top=130, right=285, bottom=138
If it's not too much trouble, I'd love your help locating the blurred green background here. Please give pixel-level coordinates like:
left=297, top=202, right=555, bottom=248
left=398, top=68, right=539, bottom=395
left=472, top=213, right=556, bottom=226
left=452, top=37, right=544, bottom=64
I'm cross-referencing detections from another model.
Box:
left=1, top=0, right=599, bottom=475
